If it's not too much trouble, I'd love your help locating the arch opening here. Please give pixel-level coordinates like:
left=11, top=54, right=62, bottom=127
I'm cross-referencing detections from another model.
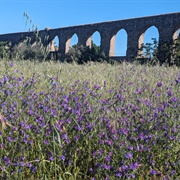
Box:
left=138, top=25, right=159, bottom=58
left=91, top=31, right=101, bottom=47
left=114, top=29, right=127, bottom=57
left=86, top=31, right=101, bottom=50
left=70, top=33, right=78, bottom=47
left=65, top=33, right=79, bottom=53
left=173, top=27, right=180, bottom=41
left=48, top=35, right=59, bottom=52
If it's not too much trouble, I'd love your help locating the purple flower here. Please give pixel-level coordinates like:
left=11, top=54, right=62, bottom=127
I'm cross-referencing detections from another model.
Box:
left=43, top=139, right=49, bottom=145
left=105, top=155, right=111, bottom=162
left=59, top=155, right=65, bottom=161
left=3, top=156, right=11, bottom=166
left=98, top=149, right=103, bottom=155
left=127, top=146, right=133, bottom=151
left=124, top=152, right=133, bottom=159
left=74, top=135, right=79, bottom=141
left=61, top=133, right=67, bottom=140
left=167, top=90, right=173, bottom=96
left=157, top=82, right=162, bottom=87
left=26, top=163, right=32, bottom=168
left=170, top=170, right=176, bottom=175
left=30, top=166, right=37, bottom=173
left=163, top=176, right=169, bottom=180
left=129, top=162, right=140, bottom=170
left=0, top=143, right=4, bottom=148
left=103, top=164, right=111, bottom=170
left=49, top=156, right=54, bottom=161
left=19, top=162, right=25, bottom=166
left=170, top=97, right=177, bottom=103
left=115, top=172, right=122, bottom=177
left=150, top=169, right=157, bottom=175
left=175, top=76, right=180, bottom=84
left=9, top=62, right=14, bottom=67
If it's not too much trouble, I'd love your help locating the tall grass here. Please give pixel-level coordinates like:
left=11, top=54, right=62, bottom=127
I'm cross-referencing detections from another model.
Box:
left=0, top=60, right=180, bottom=179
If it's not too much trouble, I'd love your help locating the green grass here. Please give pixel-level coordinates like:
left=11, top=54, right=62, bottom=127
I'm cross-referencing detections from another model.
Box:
left=0, top=59, right=180, bottom=179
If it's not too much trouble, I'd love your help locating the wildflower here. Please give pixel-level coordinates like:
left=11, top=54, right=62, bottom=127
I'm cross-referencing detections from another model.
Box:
left=59, top=155, right=65, bottom=161
left=170, top=97, right=177, bottom=103
left=103, top=164, right=111, bottom=170
left=61, top=133, right=67, bottom=140
left=9, top=61, right=14, bottom=67
left=43, top=139, right=49, bottom=145
left=167, top=90, right=173, bottom=96
left=19, top=162, right=25, bottom=166
left=129, top=162, right=140, bottom=170
left=150, top=169, right=157, bottom=175
left=175, top=76, right=180, bottom=84
left=30, top=166, right=37, bottom=173
left=49, top=156, right=54, bottom=161
left=115, top=172, right=122, bottom=177
left=157, top=82, right=162, bottom=87
left=124, top=152, right=133, bottom=159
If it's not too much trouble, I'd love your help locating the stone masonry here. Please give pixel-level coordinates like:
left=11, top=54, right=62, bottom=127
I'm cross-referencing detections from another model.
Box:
left=0, top=12, right=180, bottom=60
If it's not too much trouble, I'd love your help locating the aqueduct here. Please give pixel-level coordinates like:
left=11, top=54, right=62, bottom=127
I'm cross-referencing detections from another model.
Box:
left=0, top=12, right=180, bottom=60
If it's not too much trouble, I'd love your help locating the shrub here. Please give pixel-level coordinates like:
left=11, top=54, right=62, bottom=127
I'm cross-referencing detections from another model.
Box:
left=11, top=41, right=47, bottom=61
left=64, top=43, right=113, bottom=64
left=0, top=41, right=12, bottom=60
left=137, top=37, right=180, bottom=67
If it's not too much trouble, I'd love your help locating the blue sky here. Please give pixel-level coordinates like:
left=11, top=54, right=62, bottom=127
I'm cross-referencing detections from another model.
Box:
left=0, top=0, right=180, bottom=55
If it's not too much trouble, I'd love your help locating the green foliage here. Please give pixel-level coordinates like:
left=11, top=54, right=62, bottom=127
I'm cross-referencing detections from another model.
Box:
left=64, top=42, right=112, bottom=64
left=137, top=37, right=180, bottom=67
left=0, top=41, right=12, bottom=60
left=10, top=40, right=48, bottom=61
left=167, top=38, right=180, bottom=66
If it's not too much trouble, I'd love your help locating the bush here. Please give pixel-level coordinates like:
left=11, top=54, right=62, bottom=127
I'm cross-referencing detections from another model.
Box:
left=64, top=43, right=113, bottom=64
left=138, top=37, right=180, bottom=67
left=0, top=41, right=12, bottom=60
left=11, top=41, right=47, bottom=61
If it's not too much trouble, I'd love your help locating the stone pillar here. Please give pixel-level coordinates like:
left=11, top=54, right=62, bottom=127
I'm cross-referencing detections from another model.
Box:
left=101, top=32, right=112, bottom=56
left=59, top=37, right=67, bottom=61
left=138, top=33, right=145, bottom=57
left=126, top=32, right=139, bottom=59
left=78, top=35, right=89, bottom=47
left=157, top=26, right=175, bottom=61
left=65, top=38, right=71, bottom=54
left=109, top=35, right=115, bottom=56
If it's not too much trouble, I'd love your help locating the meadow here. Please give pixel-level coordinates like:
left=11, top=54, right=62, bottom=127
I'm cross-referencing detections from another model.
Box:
left=0, top=60, right=180, bottom=179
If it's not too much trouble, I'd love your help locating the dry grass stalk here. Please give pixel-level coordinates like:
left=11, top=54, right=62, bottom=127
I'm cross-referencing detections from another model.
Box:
left=0, top=113, right=12, bottom=130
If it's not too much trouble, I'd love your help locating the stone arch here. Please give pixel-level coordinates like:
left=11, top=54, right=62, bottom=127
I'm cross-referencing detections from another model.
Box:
left=86, top=30, right=101, bottom=49
left=138, top=25, right=159, bottom=57
left=65, top=33, right=79, bottom=53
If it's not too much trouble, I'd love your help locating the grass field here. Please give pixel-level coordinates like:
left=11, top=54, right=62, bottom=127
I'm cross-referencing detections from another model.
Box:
left=0, top=60, right=180, bottom=179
